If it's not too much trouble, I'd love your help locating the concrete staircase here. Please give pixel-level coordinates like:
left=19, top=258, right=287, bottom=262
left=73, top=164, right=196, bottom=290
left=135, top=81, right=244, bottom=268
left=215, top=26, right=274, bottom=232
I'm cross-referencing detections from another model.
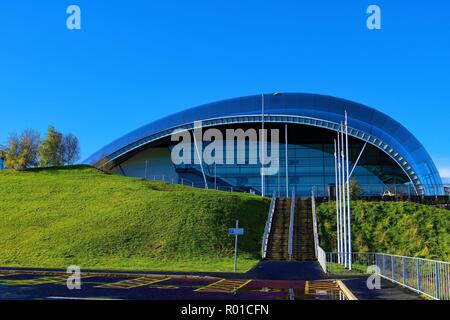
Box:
left=293, top=199, right=315, bottom=261
left=266, top=198, right=291, bottom=260
left=266, top=198, right=316, bottom=261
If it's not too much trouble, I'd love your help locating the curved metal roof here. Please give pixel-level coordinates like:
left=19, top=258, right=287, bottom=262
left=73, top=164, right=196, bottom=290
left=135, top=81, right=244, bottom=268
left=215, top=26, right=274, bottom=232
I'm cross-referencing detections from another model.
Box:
left=84, top=93, right=442, bottom=193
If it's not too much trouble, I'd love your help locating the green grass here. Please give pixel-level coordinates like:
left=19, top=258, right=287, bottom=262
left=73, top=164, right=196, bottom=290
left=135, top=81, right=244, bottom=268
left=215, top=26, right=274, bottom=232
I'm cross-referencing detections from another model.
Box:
left=0, top=165, right=270, bottom=273
left=317, top=200, right=450, bottom=261
left=327, top=262, right=369, bottom=276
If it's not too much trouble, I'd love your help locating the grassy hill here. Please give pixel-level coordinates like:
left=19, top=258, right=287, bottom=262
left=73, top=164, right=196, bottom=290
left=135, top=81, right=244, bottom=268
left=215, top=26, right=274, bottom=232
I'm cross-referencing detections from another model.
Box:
left=317, top=201, right=450, bottom=261
left=0, top=166, right=270, bottom=272
left=1, top=165, right=447, bottom=273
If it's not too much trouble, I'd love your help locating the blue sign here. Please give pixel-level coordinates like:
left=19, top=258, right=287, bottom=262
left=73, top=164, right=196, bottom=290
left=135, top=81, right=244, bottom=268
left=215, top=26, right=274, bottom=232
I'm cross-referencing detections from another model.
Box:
left=229, top=228, right=244, bottom=236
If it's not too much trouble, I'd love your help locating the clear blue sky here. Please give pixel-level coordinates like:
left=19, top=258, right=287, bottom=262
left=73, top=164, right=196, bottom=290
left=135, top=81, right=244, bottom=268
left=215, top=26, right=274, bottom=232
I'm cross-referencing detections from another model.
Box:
left=1, top=1, right=449, bottom=181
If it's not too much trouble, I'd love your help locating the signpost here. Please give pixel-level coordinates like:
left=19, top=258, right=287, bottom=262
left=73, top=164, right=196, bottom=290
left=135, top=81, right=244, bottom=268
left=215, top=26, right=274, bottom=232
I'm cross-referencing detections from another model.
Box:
left=229, top=220, right=244, bottom=272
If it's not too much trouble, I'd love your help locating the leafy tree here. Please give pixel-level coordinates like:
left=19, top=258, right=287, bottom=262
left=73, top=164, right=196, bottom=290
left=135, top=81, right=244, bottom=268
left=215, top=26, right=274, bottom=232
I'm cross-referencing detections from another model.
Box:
left=0, top=145, right=6, bottom=159
left=2, top=130, right=40, bottom=170
left=62, top=134, right=80, bottom=165
left=39, top=126, right=64, bottom=167
left=350, top=178, right=363, bottom=199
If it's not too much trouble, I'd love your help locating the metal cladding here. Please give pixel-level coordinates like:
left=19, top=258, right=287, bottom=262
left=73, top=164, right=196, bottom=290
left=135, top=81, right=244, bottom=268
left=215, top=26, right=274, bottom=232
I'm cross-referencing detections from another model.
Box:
left=84, top=93, right=443, bottom=194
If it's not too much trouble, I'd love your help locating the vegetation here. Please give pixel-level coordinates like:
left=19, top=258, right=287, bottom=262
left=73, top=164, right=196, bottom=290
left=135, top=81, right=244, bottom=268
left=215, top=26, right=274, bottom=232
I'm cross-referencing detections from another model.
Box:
left=317, top=200, right=450, bottom=261
left=350, top=178, right=363, bottom=199
left=0, top=126, right=80, bottom=170
left=0, top=166, right=269, bottom=272
left=0, top=165, right=447, bottom=273
left=1, top=130, right=40, bottom=170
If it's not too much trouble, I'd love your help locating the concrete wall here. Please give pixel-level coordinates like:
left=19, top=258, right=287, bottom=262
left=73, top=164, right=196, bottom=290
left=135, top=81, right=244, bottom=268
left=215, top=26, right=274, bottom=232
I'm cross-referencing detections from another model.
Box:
left=113, top=147, right=178, bottom=182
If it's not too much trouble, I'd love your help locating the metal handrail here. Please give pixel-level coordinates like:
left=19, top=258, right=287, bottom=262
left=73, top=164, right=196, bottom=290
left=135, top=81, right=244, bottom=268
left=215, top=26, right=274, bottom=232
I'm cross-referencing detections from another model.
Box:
left=317, top=246, right=327, bottom=273
left=261, top=191, right=277, bottom=259
left=311, top=187, right=319, bottom=259
left=288, top=188, right=296, bottom=260
left=326, top=252, right=450, bottom=300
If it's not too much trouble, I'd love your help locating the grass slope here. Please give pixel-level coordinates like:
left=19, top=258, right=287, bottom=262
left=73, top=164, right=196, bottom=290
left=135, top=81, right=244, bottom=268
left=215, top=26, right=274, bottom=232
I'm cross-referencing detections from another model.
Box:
left=317, top=201, right=450, bottom=261
left=0, top=166, right=270, bottom=272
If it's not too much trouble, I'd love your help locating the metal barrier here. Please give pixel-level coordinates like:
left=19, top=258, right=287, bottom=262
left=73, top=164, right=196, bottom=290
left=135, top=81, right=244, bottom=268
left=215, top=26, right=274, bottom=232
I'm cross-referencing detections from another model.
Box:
left=261, top=192, right=277, bottom=259
left=326, top=252, right=450, bottom=300
left=311, top=187, right=326, bottom=273
left=317, top=246, right=327, bottom=273
left=311, top=187, right=319, bottom=259
left=288, top=188, right=296, bottom=260
left=140, top=173, right=448, bottom=197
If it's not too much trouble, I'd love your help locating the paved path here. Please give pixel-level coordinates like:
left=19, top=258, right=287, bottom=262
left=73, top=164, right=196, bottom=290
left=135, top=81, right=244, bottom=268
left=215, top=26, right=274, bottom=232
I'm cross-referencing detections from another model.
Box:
left=341, top=276, right=423, bottom=300
left=0, top=270, right=332, bottom=300
left=246, top=261, right=327, bottom=280
left=0, top=263, right=424, bottom=300
left=0, top=261, right=327, bottom=281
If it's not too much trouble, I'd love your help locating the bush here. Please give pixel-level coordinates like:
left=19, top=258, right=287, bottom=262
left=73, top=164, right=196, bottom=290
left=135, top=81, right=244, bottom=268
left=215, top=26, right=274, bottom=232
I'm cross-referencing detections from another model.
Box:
left=316, top=200, right=450, bottom=261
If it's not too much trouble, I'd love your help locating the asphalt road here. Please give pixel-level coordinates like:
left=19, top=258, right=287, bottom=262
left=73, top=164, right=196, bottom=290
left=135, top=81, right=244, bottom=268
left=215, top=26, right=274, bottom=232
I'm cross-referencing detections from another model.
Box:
left=0, top=270, right=337, bottom=300
left=0, top=261, right=423, bottom=300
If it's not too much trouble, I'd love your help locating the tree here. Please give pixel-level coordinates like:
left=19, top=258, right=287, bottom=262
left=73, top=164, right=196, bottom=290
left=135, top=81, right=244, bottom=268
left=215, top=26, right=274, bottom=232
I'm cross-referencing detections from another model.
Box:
left=62, top=134, right=80, bottom=165
left=2, top=130, right=40, bottom=170
left=350, top=178, right=363, bottom=199
left=39, top=126, right=64, bottom=167
left=0, top=144, right=6, bottom=159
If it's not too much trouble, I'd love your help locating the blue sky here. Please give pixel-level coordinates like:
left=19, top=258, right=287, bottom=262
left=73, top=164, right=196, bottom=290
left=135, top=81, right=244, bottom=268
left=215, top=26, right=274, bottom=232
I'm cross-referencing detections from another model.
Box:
left=1, top=1, right=449, bottom=181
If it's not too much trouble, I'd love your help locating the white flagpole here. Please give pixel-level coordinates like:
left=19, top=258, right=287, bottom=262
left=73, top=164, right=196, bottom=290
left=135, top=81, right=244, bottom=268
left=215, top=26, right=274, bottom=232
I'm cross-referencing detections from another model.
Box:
left=334, top=139, right=341, bottom=264
left=345, top=111, right=352, bottom=270
left=261, top=94, right=265, bottom=197
left=340, top=122, right=348, bottom=268
left=336, top=130, right=344, bottom=265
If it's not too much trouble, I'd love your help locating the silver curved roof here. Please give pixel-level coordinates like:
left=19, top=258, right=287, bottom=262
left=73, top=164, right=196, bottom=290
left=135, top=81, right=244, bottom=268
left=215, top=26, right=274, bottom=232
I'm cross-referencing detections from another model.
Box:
left=84, top=93, right=442, bottom=193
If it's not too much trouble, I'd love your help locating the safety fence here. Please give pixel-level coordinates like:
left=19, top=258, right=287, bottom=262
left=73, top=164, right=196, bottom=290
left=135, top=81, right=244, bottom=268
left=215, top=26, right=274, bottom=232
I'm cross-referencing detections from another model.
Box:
left=261, top=192, right=277, bottom=259
left=287, top=189, right=296, bottom=260
left=326, top=252, right=450, bottom=300
left=142, top=175, right=449, bottom=198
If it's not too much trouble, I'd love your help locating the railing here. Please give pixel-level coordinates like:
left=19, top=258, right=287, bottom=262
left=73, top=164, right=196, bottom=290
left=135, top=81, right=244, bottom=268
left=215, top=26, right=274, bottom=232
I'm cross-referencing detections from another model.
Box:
left=140, top=173, right=449, bottom=197
left=261, top=192, right=277, bottom=259
left=285, top=183, right=447, bottom=197
left=311, top=187, right=326, bottom=273
left=317, top=246, right=327, bottom=273
left=311, top=187, right=319, bottom=259
left=287, top=188, right=296, bottom=260
left=326, top=252, right=450, bottom=300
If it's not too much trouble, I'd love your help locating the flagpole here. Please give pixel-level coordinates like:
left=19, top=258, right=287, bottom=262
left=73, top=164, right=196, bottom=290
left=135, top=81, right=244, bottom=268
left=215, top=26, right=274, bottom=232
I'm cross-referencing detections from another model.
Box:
left=336, top=130, right=344, bottom=265
left=340, top=122, right=348, bottom=268
left=334, top=139, right=341, bottom=264
left=345, top=111, right=352, bottom=270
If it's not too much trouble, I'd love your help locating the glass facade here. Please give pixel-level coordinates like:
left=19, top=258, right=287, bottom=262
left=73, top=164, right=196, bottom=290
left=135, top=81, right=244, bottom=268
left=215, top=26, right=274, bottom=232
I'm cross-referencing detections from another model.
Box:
left=85, top=93, right=443, bottom=195
left=168, top=123, right=411, bottom=197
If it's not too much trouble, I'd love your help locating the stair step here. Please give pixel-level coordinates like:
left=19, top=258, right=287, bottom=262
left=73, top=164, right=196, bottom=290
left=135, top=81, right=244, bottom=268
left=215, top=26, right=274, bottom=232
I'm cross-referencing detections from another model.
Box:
left=266, top=198, right=317, bottom=261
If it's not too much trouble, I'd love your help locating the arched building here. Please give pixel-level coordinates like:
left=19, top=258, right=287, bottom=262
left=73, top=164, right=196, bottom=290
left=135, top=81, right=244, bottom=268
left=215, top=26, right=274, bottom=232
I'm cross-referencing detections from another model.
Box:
left=84, top=93, right=443, bottom=196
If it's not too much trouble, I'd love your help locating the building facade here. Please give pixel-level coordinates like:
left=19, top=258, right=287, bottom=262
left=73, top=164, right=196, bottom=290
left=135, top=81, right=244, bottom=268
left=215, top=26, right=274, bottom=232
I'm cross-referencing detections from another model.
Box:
left=84, top=93, right=444, bottom=196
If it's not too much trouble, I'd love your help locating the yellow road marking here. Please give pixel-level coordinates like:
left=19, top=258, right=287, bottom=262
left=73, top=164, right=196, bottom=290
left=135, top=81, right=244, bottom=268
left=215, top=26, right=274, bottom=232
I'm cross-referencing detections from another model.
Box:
left=0, top=275, right=96, bottom=286
left=1, top=275, right=68, bottom=286
left=305, top=280, right=340, bottom=294
left=0, top=273, right=21, bottom=277
left=336, top=280, right=358, bottom=300
left=195, top=279, right=251, bottom=293
left=305, top=280, right=357, bottom=300
left=94, top=276, right=170, bottom=289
